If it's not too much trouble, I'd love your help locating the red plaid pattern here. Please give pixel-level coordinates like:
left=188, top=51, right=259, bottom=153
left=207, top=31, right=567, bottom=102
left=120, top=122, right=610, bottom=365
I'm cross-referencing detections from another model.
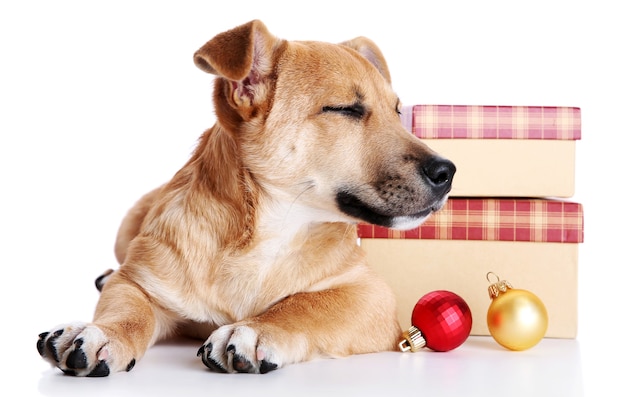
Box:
left=402, top=105, right=581, bottom=140
left=357, top=198, right=584, bottom=243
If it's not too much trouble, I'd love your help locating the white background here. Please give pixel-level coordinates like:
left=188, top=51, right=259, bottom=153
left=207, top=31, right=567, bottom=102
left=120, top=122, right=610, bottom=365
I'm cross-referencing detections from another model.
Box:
left=1, top=1, right=624, bottom=396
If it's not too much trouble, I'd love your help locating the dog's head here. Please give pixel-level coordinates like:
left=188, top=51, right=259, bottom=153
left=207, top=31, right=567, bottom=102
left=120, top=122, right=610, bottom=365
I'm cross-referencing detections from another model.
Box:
left=194, top=20, right=455, bottom=230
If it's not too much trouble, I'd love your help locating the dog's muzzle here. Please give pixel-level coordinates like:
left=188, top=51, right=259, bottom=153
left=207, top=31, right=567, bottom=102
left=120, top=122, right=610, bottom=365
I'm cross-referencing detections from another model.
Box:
left=335, top=156, right=456, bottom=229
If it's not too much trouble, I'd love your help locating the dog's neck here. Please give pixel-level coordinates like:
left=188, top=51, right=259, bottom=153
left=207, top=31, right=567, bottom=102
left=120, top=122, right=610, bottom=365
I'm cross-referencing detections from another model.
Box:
left=259, top=195, right=350, bottom=236
left=185, top=123, right=353, bottom=252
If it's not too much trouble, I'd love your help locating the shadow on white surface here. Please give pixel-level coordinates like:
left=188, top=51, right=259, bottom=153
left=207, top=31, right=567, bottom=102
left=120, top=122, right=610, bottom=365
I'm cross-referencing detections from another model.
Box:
left=36, top=337, right=583, bottom=397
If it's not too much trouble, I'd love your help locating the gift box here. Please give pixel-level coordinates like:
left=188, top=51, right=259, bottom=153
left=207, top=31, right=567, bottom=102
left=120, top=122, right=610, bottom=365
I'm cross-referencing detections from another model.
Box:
left=358, top=198, right=584, bottom=338
left=402, top=105, right=581, bottom=197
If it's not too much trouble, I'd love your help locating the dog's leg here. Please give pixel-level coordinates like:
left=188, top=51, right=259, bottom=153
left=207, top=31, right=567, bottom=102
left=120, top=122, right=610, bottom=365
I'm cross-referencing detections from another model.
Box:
left=37, top=273, right=162, bottom=376
left=198, top=271, right=401, bottom=374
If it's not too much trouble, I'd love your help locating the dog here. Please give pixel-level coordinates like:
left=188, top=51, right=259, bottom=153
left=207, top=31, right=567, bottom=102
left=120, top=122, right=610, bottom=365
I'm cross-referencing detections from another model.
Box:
left=37, top=19, right=455, bottom=376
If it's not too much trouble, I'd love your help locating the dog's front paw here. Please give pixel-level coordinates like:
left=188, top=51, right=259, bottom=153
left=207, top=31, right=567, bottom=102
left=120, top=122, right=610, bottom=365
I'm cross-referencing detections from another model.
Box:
left=197, top=324, right=282, bottom=374
left=37, top=323, right=135, bottom=377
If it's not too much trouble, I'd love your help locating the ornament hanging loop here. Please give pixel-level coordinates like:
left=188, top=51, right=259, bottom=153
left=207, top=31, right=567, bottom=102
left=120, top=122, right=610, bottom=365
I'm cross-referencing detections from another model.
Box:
left=486, top=271, right=500, bottom=283
left=486, top=271, right=513, bottom=299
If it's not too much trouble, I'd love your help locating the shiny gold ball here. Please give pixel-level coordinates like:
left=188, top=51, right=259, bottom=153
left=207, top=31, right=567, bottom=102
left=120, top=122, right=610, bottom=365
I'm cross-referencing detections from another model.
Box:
left=487, top=289, right=548, bottom=351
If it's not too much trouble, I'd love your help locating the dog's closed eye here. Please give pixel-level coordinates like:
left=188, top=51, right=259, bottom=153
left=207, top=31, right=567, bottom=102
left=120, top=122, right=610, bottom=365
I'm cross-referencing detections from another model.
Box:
left=322, top=104, right=365, bottom=119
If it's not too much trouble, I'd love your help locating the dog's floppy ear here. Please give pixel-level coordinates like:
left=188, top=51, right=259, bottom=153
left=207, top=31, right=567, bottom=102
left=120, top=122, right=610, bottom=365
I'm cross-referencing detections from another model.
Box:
left=193, top=20, right=280, bottom=108
left=340, top=37, right=392, bottom=85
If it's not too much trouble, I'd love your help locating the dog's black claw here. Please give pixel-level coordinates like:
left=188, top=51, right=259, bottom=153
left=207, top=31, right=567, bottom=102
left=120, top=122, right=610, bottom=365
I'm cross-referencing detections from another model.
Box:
left=87, top=360, right=110, bottom=377
left=260, top=360, right=278, bottom=374
left=46, top=329, right=64, bottom=362
left=199, top=343, right=227, bottom=373
left=232, top=354, right=253, bottom=373
left=37, top=332, right=49, bottom=356
left=62, top=369, right=77, bottom=376
left=126, top=358, right=136, bottom=372
left=202, top=356, right=228, bottom=373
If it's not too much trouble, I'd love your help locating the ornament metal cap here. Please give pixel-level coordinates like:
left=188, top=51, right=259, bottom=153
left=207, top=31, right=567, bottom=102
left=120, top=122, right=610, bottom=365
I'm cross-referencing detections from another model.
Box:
left=486, top=271, right=513, bottom=300
left=399, top=325, right=427, bottom=352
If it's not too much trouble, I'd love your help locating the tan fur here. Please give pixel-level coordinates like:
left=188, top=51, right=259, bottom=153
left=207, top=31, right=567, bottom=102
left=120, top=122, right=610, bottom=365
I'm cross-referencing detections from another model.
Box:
left=38, top=20, right=454, bottom=376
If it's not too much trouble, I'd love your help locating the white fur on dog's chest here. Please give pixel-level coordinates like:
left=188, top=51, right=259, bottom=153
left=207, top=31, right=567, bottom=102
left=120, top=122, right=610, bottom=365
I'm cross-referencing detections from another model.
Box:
left=255, top=200, right=325, bottom=268
left=150, top=198, right=349, bottom=324
left=220, top=199, right=351, bottom=318
left=245, top=199, right=345, bottom=279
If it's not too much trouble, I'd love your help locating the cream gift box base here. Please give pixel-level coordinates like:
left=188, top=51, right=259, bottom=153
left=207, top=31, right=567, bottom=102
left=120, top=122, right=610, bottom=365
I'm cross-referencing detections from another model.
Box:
left=423, top=139, right=576, bottom=198
left=361, top=239, right=578, bottom=338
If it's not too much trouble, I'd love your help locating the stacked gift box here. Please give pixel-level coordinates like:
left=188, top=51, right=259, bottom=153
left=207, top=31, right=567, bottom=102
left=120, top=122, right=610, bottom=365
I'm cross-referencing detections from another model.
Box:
left=358, top=105, right=583, bottom=338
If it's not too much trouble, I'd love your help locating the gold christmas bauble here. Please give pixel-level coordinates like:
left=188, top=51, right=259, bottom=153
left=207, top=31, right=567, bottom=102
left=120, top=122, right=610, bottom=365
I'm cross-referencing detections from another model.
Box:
left=487, top=288, right=548, bottom=351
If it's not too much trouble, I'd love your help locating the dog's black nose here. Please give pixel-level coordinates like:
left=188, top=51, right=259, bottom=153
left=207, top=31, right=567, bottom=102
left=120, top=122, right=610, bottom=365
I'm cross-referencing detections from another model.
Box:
left=422, top=157, right=456, bottom=194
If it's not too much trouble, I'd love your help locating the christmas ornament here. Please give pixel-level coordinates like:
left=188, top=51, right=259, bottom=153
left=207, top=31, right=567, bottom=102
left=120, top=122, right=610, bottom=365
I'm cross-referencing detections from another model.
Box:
left=486, top=272, right=548, bottom=351
left=399, top=290, right=472, bottom=352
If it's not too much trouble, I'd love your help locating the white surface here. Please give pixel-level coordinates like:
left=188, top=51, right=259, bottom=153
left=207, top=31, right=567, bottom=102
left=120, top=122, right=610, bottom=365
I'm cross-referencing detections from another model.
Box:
left=1, top=1, right=623, bottom=396
left=31, top=337, right=582, bottom=397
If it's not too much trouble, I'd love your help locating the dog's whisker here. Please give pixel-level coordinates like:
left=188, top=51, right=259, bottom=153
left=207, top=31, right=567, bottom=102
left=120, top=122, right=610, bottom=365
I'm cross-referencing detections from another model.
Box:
left=283, top=181, right=315, bottom=223
left=341, top=223, right=356, bottom=243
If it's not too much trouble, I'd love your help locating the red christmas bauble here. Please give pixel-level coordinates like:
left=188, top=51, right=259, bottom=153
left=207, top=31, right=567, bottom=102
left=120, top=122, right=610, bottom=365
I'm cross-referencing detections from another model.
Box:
left=411, top=290, right=473, bottom=352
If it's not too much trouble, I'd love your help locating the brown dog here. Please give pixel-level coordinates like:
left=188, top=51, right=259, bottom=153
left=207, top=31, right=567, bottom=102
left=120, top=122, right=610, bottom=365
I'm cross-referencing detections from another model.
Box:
left=37, top=20, right=455, bottom=376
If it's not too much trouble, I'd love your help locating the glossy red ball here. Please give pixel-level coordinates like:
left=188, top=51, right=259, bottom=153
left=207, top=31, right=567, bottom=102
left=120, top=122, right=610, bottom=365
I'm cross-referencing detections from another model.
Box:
left=411, top=290, right=473, bottom=352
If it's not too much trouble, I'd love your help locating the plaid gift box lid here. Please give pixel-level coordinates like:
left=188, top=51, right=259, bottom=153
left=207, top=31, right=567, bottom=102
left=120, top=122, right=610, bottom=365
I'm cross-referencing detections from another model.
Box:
left=401, top=105, right=581, bottom=140
left=358, top=198, right=584, bottom=243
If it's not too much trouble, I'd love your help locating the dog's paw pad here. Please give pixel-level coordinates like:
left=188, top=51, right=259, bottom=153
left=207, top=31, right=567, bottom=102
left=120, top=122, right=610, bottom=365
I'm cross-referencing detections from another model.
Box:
left=232, top=353, right=254, bottom=373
